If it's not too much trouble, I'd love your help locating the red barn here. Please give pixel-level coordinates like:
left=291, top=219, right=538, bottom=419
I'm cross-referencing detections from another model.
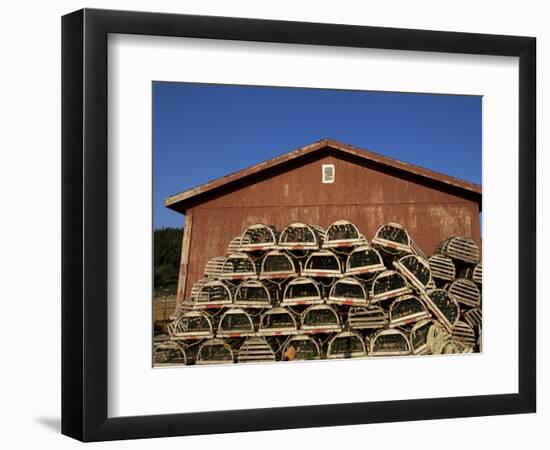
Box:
left=165, top=139, right=481, bottom=305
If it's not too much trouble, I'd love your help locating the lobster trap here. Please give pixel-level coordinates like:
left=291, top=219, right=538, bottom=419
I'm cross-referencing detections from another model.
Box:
left=195, top=279, right=233, bottom=309
left=428, top=254, right=456, bottom=283
left=227, top=235, right=242, bottom=254
left=463, top=307, right=482, bottom=332
left=282, top=335, right=321, bottom=361
left=259, top=250, right=299, bottom=280
left=221, top=253, right=258, bottom=280
left=437, top=236, right=480, bottom=264
left=258, top=307, right=298, bottom=336
left=327, top=277, right=368, bottom=306
left=281, top=277, right=322, bottom=306
left=421, top=289, right=460, bottom=332
left=345, top=245, right=385, bottom=277
left=370, top=329, right=411, bottom=357
left=393, top=254, right=431, bottom=292
left=370, top=270, right=412, bottom=304
left=234, top=279, right=276, bottom=309
left=204, top=256, right=227, bottom=278
left=301, top=304, right=341, bottom=333
left=347, top=306, right=388, bottom=329
left=322, top=220, right=366, bottom=250
left=451, top=320, right=476, bottom=348
left=153, top=341, right=187, bottom=366
left=217, top=308, right=256, bottom=338
left=302, top=250, right=343, bottom=278
left=371, top=222, right=411, bottom=255
left=461, top=262, right=483, bottom=286
left=447, top=278, right=481, bottom=308
left=170, top=310, right=214, bottom=340
left=196, top=339, right=234, bottom=365
left=278, top=222, right=324, bottom=250
left=410, top=319, right=433, bottom=355
left=327, top=331, right=367, bottom=359
left=389, top=295, right=431, bottom=327
left=239, top=223, right=279, bottom=252
left=237, top=337, right=276, bottom=363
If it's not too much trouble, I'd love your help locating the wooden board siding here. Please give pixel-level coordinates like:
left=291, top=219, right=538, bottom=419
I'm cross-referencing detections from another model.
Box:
left=177, top=154, right=481, bottom=302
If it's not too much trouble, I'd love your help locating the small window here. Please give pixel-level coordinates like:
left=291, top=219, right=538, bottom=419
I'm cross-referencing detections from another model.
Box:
left=322, top=164, right=335, bottom=183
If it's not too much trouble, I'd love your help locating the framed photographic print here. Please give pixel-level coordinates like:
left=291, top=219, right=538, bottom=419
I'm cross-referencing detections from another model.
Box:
left=61, top=8, right=536, bottom=442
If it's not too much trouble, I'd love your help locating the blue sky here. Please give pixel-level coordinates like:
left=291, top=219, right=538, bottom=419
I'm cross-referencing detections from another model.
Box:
left=153, top=82, right=481, bottom=229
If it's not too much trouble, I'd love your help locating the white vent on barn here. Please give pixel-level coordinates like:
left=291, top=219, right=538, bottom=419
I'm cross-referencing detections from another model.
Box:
left=301, top=304, right=341, bottom=333
left=170, top=310, right=214, bottom=340
left=259, top=250, right=299, bottom=280
left=410, top=319, right=433, bottom=355
left=323, top=220, right=366, bottom=249
left=153, top=341, right=187, bottom=367
left=389, top=295, right=430, bottom=328
left=437, top=236, right=480, bottom=264
left=420, top=289, right=460, bottom=332
left=327, top=331, right=367, bottom=359
left=196, top=339, right=234, bottom=365
left=302, top=249, right=343, bottom=278
left=428, top=254, right=456, bottom=283
left=237, top=337, right=276, bottom=363
left=393, top=254, right=432, bottom=291
left=217, top=308, right=256, bottom=338
left=278, top=223, right=324, bottom=250
left=258, top=307, right=298, bottom=336
left=220, top=253, right=257, bottom=280
left=370, top=329, right=411, bottom=357
left=347, top=306, right=388, bottom=329
left=371, top=222, right=411, bottom=255
left=447, top=278, right=481, bottom=308
left=234, top=279, right=275, bottom=309
left=327, top=277, right=368, bottom=306
left=282, top=335, right=321, bottom=361
left=345, top=245, right=385, bottom=277
left=281, top=277, right=322, bottom=306
left=239, top=224, right=279, bottom=252
left=195, top=279, right=233, bottom=309
left=322, top=164, right=335, bottom=183
left=370, top=270, right=411, bottom=304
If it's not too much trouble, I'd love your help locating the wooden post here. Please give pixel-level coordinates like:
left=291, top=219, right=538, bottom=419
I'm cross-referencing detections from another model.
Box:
left=176, top=208, right=193, bottom=306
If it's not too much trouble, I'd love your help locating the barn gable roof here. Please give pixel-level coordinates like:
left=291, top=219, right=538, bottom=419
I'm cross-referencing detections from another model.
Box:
left=165, top=138, right=482, bottom=213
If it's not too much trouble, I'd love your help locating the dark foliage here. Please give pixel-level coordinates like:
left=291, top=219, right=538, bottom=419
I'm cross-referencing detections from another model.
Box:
left=154, top=227, right=183, bottom=295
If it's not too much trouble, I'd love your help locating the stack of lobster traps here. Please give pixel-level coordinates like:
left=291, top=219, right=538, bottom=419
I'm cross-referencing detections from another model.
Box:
left=155, top=221, right=482, bottom=366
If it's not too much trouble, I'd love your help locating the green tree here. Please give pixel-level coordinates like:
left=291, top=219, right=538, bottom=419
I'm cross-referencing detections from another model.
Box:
left=154, top=227, right=183, bottom=295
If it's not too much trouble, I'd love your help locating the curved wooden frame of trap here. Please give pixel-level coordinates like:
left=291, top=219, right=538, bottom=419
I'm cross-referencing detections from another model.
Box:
left=347, top=305, right=388, bottom=330
left=216, top=308, right=257, bottom=338
left=282, top=335, right=321, bottom=361
left=195, top=338, right=234, bottom=365
left=239, top=223, right=279, bottom=253
left=463, top=307, right=482, bottom=331
left=428, top=254, right=456, bottom=283
left=322, top=220, right=366, bottom=250
left=301, top=249, right=344, bottom=278
left=410, top=319, right=434, bottom=355
left=169, top=310, right=214, bottom=340
left=281, top=276, right=323, bottom=306
left=300, top=304, right=342, bottom=334
left=219, top=253, right=258, bottom=281
left=447, top=278, right=481, bottom=308
left=278, top=222, right=324, bottom=251
left=419, top=288, right=460, bottom=332
left=393, top=254, right=432, bottom=293
left=451, top=320, right=477, bottom=349
left=194, top=279, right=234, bottom=309
left=388, top=295, right=431, bottom=328
left=437, top=236, right=480, bottom=265
left=370, top=270, right=412, bottom=304
left=153, top=341, right=187, bottom=367
left=259, top=250, right=299, bottom=281
left=371, top=222, right=412, bottom=254
left=258, top=307, right=299, bottom=336
left=370, top=328, right=412, bottom=357
left=234, top=279, right=275, bottom=309
left=327, top=276, right=368, bottom=306
left=237, top=337, right=276, bottom=363
left=462, top=262, right=482, bottom=286
left=344, top=245, right=386, bottom=277
left=326, top=331, right=368, bottom=359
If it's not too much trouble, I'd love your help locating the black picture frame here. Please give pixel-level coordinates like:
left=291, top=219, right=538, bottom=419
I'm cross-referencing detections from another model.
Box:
left=61, top=8, right=536, bottom=442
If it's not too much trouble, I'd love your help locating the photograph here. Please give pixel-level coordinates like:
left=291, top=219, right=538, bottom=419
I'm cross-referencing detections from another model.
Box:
left=152, top=82, right=483, bottom=366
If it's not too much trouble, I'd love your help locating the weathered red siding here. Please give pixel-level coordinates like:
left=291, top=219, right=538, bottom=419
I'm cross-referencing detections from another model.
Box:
left=177, top=154, right=481, bottom=303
